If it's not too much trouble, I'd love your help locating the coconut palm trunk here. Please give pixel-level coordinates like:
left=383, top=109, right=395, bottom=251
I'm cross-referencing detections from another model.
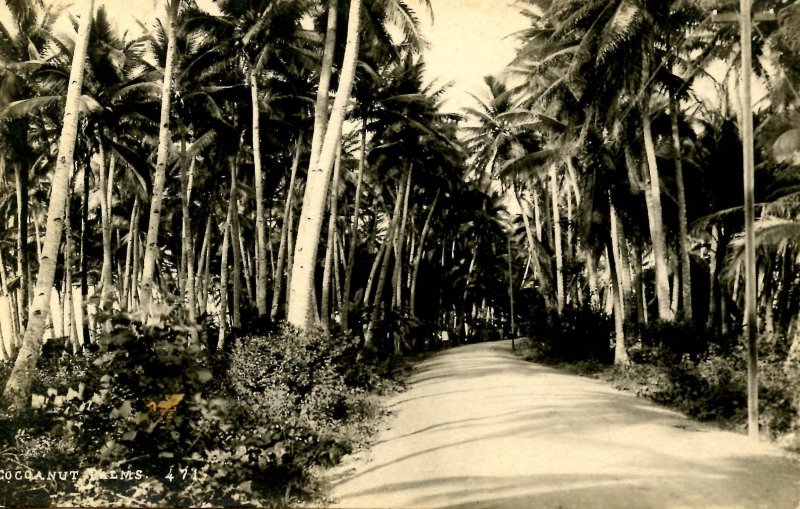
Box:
left=288, top=0, right=362, bottom=329
left=181, top=153, right=198, bottom=341
left=410, top=188, right=440, bottom=317
left=364, top=177, right=407, bottom=346
left=738, top=0, right=759, bottom=438
left=670, top=96, right=692, bottom=319
left=122, top=198, right=138, bottom=310
left=607, top=246, right=629, bottom=365
left=270, top=134, right=303, bottom=319
left=507, top=233, right=516, bottom=336
left=14, top=162, right=28, bottom=328
left=394, top=166, right=413, bottom=310
left=321, top=150, right=342, bottom=330
left=230, top=187, right=243, bottom=329
left=140, top=0, right=180, bottom=312
left=549, top=164, right=564, bottom=311
left=2, top=0, right=94, bottom=413
left=250, top=64, right=268, bottom=317
left=341, top=123, right=366, bottom=328
left=196, top=214, right=212, bottom=313
left=64, top=189, right=79, bottom=353
left=217, top=163, right=237, bottom=351
left=513, top=182, right=543, bottom=285
left=609, top=200, right=634, bottom=319
left=641, top=107, right=674, bottom=321
left=98, top=144, right=114, bottom=310
left=308, top=0, right=339, bottom=169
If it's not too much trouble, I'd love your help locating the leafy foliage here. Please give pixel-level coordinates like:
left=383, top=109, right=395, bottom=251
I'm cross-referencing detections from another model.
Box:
left=0, top=311, right=394, bottom=507
left=522, top=304, right=614, bottom=364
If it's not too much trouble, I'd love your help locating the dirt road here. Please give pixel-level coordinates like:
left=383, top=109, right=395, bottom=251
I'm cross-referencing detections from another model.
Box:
left=325, top=340, right=800, bottom=509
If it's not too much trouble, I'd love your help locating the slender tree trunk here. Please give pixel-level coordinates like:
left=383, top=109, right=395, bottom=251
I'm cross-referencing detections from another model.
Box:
left=197, top=214, right=212, bottom=314
left=99, top=144, right=114, bottom=310
left=607, top=246, right=629, bottom=365
left=364, top=236, right=387, bottom=308
left=0, top=252, right=20, bottom=355
left=707, top=225, right=719, bottom=330
left=394, top=166, right=413, bottom=311
left=64, top=188, right=79, bottom=353
left=532, top=188, right=543, bottom=241
left=270, top=135, right=303, bottom=320
left=513, top=183, right=543, bottom=286
left=140, top=0, right=179, bottom=312
left=286, top=202, right=296, bottom=302
left=334, top=229, right=343, bottom=314
left=131, top=208, right=140, bottom=309
left=342, top=122, right=367, bottom=328
left=507, top=234, right=516, bottom=336
left=288, top=0, right=362, bottom=328
left=218, top=163, right=237, bottom=351
left=309, top=0, right=339, bottom=170
left=364, top=177, right=406, bottom=347
left=632, top=244, right=646, bottom=325
left=321, top=150, right=342, bottom=330
left=586, top=254, right=599, bottom=309
left=609, top=201, right=626, bottom=317
left=641, top=109, right=674, bottom=321
left=610, top=201, right=634, bottom=319
left=230, top=185, right=242, bottom=329
left=181, top=152, right=198, bottom=342
left=2, top=0, right=94, bottom=412
left=240, top=230, right=254, bottom=302
left=671, top=268, right=680, bottom=316
left=123, top=198, right=138, bottom=311
left=250, top=66, right=268, bottom=317
left=79, top=160, right=90, bottom=345
left=410, top=189, right=440, bottom=317
left=670, top=95, right=692, bottom=319
left=550, top=165, right=564, bottom=311
left=14, top=162, right=28, bottom=329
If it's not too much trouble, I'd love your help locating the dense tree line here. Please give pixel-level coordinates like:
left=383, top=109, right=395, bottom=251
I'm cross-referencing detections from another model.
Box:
left=0, top=0, right=514, bottom=413
left=1, top=0, right=799, bottom=441
left=471, top=0, right=800, bottom=436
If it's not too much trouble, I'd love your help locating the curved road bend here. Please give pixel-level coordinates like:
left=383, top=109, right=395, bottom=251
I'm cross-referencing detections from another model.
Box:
left=324, top=340, right=800, bottom=509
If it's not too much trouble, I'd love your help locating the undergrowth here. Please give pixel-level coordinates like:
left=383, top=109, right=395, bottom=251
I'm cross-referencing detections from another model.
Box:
left=0, top=308, right=403, bottom=507
left=520, top=314, right=800, bottom=449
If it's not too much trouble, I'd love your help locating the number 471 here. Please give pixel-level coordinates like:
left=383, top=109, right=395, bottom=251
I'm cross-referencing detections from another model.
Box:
left=165, top=465, right=198, bottom=482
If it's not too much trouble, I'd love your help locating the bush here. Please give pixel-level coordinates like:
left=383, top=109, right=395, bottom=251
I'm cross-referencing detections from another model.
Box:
left=626, top=319, right=738, bottom=366
left=611, top=334, right=796, bottom=440
left=227, top=325, right=385, bottom=469
left=522, top=305, right=614, bottom=364
left=0, top=310, right=392, bottom=507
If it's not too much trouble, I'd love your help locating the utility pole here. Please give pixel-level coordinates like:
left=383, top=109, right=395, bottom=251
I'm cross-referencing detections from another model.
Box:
left=712, top=1, right=777, bottom=440
left=738, top=0, right=759, bottom=441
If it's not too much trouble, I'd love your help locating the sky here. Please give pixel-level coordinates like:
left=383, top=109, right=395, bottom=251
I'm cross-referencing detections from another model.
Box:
left=417, top=0, right=529, bottom=112
left=0, top=0, right=527, bottom=113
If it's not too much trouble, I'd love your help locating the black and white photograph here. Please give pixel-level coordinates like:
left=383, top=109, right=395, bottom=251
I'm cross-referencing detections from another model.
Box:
left=0, top=0, right=799, bottom=507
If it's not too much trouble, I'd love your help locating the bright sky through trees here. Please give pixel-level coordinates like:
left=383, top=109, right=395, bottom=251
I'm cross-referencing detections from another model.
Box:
left=0, top=0, right=528, bottom=112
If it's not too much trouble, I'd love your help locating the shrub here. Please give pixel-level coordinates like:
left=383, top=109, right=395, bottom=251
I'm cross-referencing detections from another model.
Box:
left=626, top=319, right=738, bottom=366
left=523, top=305, right=614, bottom=364
left=0, top=309, right=390, bottom=507
left=227, top=325, right=385, bottom=470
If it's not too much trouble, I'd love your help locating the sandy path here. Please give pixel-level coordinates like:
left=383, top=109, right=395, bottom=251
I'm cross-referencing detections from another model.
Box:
left=325, top=340, right=800, bottom=509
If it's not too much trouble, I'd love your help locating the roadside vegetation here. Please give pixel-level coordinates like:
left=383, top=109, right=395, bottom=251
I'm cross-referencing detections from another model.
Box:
left=518, top=308, right=799, bottom=448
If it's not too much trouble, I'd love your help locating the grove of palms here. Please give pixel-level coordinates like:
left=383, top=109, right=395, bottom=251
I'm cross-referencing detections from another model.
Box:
left=0, top=0, right=799, bottom=506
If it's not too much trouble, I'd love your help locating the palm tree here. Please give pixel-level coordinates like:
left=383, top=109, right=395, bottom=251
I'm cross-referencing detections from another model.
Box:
left=140, top=0, right=181, bottom=312
left=288, top=0, right=434, bottom=329
left=0, top=0, right=59, bottom=331
left=288, top=0, right=364, bottom=328
left=3, top=0, right=95, bottom=413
